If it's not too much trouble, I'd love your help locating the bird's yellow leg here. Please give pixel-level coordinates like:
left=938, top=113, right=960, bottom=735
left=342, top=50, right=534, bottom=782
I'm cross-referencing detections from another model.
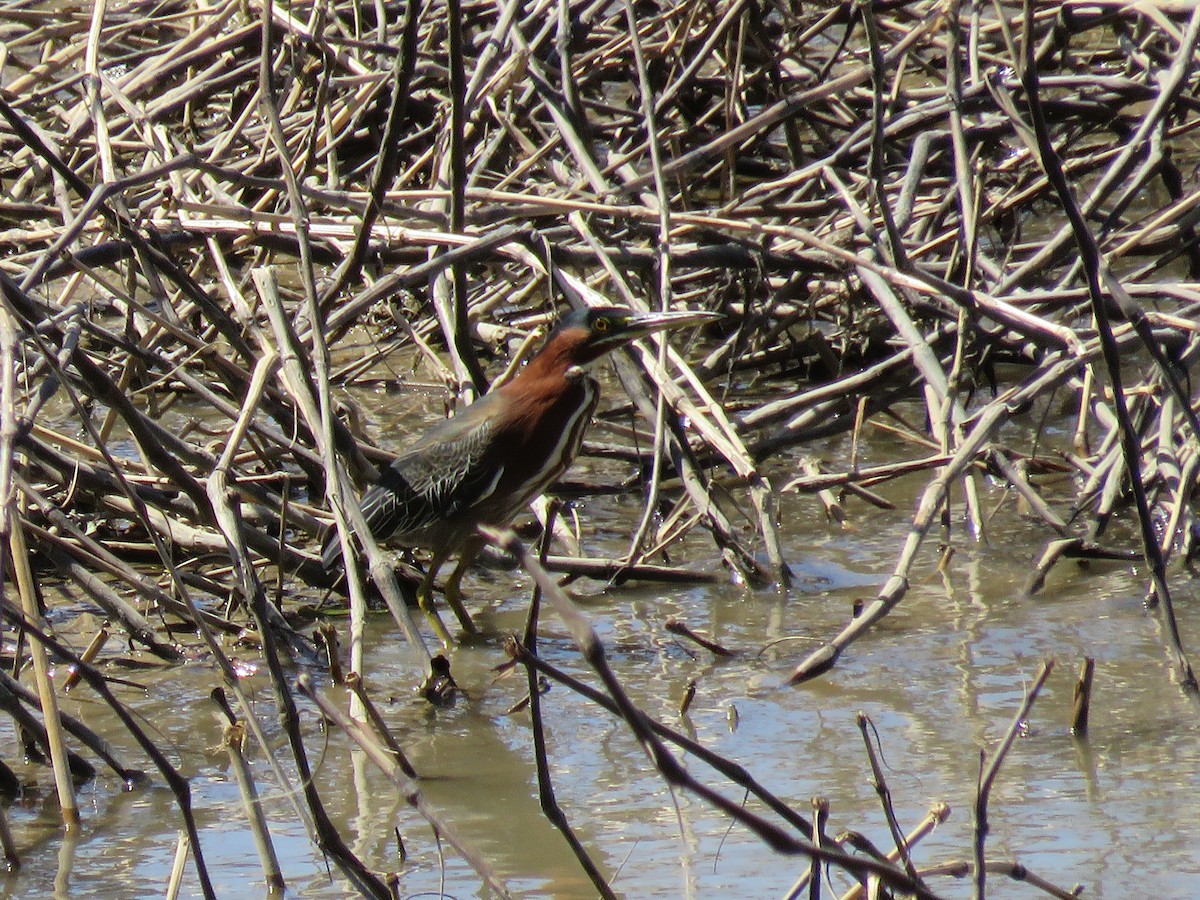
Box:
left=443, top=538, right=480, bottom=636
left=418, top=550, right=454, bottom=646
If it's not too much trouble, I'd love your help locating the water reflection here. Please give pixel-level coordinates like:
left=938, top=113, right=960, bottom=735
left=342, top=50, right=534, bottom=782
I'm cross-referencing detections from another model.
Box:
left=5, top=447, right=1199, bottom=898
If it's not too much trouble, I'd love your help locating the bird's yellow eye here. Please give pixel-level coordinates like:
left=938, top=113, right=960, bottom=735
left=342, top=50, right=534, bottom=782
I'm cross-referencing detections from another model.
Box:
left=594, top=318, right=609, bottom=332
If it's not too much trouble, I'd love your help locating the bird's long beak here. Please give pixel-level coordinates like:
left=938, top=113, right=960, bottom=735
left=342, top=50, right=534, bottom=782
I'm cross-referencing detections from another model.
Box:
left=621, top=308, right=723, bottom=341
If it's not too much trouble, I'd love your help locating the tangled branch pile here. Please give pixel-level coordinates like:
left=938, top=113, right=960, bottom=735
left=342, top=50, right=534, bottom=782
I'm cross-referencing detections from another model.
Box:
left=0, top=0, right=1198, bottom=894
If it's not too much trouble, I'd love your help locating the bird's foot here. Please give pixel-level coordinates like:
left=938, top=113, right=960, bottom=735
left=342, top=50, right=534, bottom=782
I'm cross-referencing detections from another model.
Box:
left=419, top=654, right=461, bottom=706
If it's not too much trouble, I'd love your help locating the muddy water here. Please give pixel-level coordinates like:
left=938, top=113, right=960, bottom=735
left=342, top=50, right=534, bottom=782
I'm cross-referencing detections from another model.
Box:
left=8, top=397, right=1200, bottom=899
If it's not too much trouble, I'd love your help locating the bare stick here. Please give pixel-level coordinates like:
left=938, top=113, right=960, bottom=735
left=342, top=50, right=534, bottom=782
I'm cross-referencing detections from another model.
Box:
left=297, top=675, right=515, bottom=898
left=1020, top=0, right=1195, bottom=690
left=483, top=526, right=940, bottom=899
left=973, top=660, right=1054, bottom=900
left=840, top=803, right=952, bottom=900
left=224, top=722, right=285, bottom=895
left=7, top=517, right=78, bottom=829
left=858, top=713, right=921, bottom=884
left=1071, top=657, right=1095, bottom=738
left=519, top=503, right=615, bottom=897
left=0, top=605, right=216, bottom=899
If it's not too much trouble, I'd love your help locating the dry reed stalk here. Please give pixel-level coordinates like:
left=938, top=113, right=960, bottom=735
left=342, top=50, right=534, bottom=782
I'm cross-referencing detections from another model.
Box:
left=485, top=525, right=939, bottom=899
left=0, top=802, right=16, bottom=872
left=223, top=722, right=286, bottom=895
left=915, top=859, right=1083, bottom=900
left=973, top=659, right=1054, bottom=900
left=0, top=666, right=141, bottom=782
left=1, top=0, right=1198, bottom=891
left=1071, top=656, right=1095, bottom=738
left=164, top=830, right=190, bottom=900
left=516, top=503, right=615, bottom=898
left=7, top=516, right=78, bottom=829
left=343, top=672, right=417, bottom=778
left=837, top=804, right=953, bottom=900
left=59, top=625, right=107, bottom=693
left=857, top=712, right=921, bottom=886
left=296, top=673, right=516, bottom=898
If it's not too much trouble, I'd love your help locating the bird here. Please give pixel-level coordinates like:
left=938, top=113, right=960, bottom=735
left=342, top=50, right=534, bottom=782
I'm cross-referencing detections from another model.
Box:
left=322, top=305, right=720, bottom=644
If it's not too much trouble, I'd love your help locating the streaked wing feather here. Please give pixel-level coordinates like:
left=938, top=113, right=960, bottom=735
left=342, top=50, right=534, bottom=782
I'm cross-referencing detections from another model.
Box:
left=362, top=409, right=499, bottom=539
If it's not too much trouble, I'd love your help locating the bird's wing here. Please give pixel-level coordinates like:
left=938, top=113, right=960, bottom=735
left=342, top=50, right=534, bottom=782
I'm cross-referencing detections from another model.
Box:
left=322, top=459, right=443, bottom=569
left=321, top=398, right=508, bottom=568
left=360, top=398, right=503, bottom=540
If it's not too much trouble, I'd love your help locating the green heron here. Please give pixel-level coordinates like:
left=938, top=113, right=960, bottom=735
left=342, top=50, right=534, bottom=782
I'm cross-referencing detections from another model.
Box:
left=322, top=305, right=720, bottom=644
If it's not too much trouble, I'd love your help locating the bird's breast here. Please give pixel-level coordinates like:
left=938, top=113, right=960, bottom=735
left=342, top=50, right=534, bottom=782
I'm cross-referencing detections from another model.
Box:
left=483, top=376, right=599, bottom=521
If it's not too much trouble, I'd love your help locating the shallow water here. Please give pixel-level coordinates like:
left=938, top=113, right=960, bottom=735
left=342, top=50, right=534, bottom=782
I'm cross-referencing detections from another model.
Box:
left=9, top=397, right=1200, bottom=899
